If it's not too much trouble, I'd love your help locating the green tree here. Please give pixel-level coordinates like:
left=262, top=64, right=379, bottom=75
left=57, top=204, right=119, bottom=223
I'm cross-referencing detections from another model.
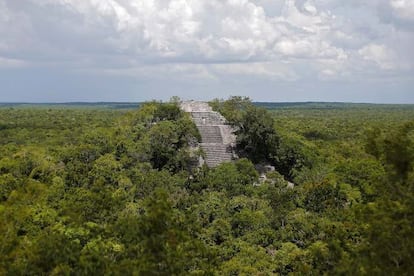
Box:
left=358, top=121, right=414, bottom=274
left=211, top=97, right=280, bottom=163
left=205, top=159, right=258, bottom=196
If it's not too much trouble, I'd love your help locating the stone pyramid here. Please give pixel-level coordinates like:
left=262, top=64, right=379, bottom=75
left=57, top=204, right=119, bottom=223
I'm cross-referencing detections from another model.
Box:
left=180, top=101, right=237, bottom=167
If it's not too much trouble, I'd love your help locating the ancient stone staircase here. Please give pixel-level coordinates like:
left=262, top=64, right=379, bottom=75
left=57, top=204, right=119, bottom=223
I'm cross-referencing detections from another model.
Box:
left=196, top=126, right=222, bottom=143
left=180, top=101, right=236, bottom=167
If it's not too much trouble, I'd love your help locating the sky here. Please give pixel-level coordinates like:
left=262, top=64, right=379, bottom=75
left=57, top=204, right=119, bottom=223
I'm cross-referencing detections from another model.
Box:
left=0, top=0, right=413, bottom=103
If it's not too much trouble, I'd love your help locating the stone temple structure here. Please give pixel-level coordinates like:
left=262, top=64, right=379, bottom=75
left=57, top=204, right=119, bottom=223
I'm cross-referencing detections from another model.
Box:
left=180, top=101, right=237, bottom=167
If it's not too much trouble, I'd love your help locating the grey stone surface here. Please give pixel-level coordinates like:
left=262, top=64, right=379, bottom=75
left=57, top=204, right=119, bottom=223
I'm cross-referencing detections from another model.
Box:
left=180, top=101, right=237, bottom=167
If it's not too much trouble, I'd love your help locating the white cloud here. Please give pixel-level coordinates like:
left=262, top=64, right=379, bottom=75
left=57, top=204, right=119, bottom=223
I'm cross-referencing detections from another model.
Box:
left=0, top=0, right=412, bottom=80
left=211, top=62, right=298, bottom=80
left=0, top=57, right=27, bottom=68
left=358, top=43, right=396, bottom=70
left=390, top=0, right=414, bottom=21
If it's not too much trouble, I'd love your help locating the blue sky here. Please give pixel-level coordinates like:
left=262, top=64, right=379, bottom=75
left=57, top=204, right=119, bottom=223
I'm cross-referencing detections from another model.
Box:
left=0, top=0, right=413, bottom=103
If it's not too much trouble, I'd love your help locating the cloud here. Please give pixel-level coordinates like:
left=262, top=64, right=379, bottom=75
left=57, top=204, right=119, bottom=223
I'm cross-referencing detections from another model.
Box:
left=0, top=57, right=27, bottom=68
left=358, top=43, right=396, bottom=70
left=0, top=0, right=413, bottom=102
left=0, top=0, right=354, bottom=64
left=390, top=0, right=414, bottom=22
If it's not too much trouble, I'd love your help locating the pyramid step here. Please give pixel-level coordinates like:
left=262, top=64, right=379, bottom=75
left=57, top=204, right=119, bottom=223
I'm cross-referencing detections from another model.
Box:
left=197, top=125, right=223, bottom=143
left=181, top=101, right=238, bottom=168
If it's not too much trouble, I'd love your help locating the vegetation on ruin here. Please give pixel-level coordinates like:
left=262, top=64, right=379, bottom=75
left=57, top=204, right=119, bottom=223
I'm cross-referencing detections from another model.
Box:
left=0, top=99, right=413, bottom=274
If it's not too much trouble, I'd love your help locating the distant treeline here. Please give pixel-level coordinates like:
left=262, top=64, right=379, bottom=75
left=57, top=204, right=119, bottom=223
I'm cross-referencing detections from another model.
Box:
left=2, top=101, right=414, bottom=110
left=255, top=102, right=414, bottom=110
left=0, top=102, right=141, bottom=110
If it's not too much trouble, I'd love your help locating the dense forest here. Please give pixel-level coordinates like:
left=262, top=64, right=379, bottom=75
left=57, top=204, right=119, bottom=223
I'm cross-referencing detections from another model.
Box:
left=0, top=98, right=413, bottom=275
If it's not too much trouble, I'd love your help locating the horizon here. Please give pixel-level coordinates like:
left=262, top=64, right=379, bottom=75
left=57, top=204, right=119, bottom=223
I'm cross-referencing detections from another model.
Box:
left=1, top=100, right=414, bottom=105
